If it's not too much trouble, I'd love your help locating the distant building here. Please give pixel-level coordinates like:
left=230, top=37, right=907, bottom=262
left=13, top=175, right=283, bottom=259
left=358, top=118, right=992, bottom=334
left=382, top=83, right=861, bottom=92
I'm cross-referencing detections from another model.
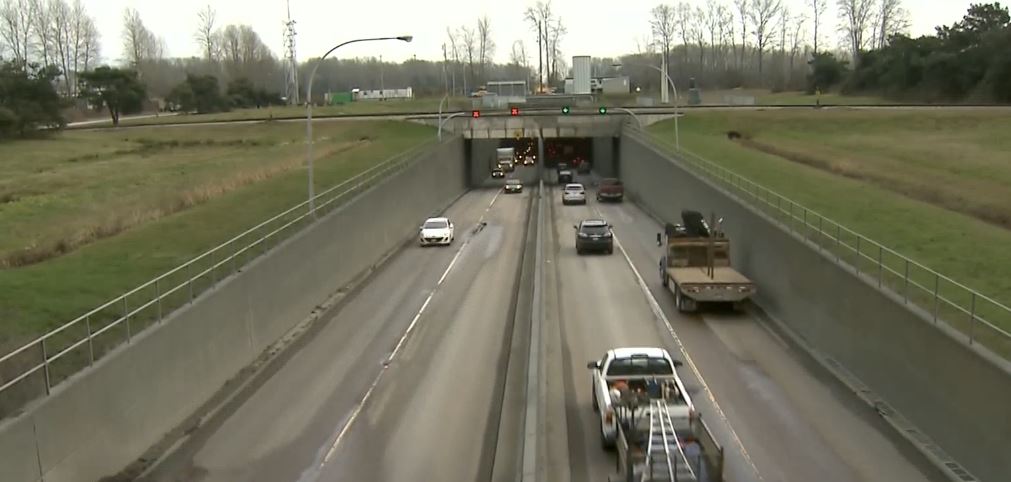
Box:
left=478, top=80, right=529, bottom=108
left=352, top=87, right=414, bottom=101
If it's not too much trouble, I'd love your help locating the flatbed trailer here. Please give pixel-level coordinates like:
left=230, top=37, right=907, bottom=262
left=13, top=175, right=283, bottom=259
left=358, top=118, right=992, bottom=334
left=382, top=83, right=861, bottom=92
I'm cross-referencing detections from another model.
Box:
left=658, top=211, right=755, bottom=312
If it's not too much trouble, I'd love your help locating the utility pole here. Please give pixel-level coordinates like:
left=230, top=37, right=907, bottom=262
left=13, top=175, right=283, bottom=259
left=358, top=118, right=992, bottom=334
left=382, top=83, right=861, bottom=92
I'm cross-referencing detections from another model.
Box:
left=283, top=0, right=300, bottom=105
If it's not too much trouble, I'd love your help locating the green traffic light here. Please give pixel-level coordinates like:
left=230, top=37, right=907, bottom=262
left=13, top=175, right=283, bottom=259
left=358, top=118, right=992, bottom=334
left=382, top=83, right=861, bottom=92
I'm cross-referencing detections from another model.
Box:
left=561, top=106, right=571, bottom=115
left=598, top=106, right=607, bottom=115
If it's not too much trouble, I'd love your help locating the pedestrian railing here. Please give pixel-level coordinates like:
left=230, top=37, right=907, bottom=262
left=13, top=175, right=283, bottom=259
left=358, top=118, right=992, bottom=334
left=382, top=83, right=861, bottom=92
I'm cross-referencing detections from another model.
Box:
left=0, top=139, right=438, bottom=416
left=627, top=128, right=1011, bottom=360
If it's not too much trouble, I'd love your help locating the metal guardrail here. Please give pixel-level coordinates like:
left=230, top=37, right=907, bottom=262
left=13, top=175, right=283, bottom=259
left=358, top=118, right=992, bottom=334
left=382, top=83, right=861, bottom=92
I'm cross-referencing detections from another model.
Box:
left=628, top=129, right=1011, bottom=359
left=0, top=139, right=438, bottom=411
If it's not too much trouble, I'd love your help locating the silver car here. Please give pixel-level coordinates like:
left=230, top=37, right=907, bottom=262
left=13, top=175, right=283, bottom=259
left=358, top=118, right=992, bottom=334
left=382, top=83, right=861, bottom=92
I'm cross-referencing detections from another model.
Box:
left=562, top=183, right=586, bottom=205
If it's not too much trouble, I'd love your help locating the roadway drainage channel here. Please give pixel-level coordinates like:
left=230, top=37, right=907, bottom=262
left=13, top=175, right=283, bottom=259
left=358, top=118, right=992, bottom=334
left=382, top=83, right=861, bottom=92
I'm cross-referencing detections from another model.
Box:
left=485, top=182, right=541, bottom=482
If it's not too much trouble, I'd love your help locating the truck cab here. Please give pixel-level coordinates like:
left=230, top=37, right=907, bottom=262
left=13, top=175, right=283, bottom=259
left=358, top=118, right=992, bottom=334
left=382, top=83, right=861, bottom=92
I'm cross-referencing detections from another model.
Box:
left=588, top=347, right=692, bottom=448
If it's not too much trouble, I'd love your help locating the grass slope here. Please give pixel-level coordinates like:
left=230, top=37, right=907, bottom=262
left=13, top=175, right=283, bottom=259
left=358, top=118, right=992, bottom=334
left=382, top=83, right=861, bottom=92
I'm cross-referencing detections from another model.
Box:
left=648, top=109, right=1011, bottom=352
left=0, top=120, right=432, bottom=351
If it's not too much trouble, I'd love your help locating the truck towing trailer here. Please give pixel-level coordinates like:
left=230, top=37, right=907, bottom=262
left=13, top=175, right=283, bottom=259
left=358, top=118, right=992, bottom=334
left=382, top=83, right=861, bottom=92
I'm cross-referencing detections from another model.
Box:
left=658, top=211, right=755, bottom=312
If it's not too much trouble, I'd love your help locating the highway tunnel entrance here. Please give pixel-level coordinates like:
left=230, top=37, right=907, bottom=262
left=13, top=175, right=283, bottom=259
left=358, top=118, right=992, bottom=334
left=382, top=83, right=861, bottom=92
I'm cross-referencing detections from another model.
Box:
left=465, top=136, right=619, bottom=187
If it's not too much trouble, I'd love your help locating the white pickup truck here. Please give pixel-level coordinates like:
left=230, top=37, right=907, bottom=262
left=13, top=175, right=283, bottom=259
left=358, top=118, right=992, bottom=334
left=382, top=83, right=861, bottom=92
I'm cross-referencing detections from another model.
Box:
left=587, top=347, right=693, bottom=448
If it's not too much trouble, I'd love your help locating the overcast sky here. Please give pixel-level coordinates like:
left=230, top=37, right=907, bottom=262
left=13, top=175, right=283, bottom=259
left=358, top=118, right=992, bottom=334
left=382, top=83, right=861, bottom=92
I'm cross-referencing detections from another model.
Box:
left=84, top=0, right=976, bottom=66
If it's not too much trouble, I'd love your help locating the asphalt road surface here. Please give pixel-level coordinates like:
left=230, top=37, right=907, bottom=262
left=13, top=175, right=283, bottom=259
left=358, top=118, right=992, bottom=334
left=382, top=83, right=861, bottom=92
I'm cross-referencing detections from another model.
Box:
left=141, top=168, right=946, bottom=482
left=537, top=174, right=946, bottom=482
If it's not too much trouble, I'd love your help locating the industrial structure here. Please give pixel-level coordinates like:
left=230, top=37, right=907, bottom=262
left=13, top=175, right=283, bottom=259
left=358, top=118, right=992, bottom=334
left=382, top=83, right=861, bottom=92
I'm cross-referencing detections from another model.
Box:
left=282, top=0, right=299, bottom=105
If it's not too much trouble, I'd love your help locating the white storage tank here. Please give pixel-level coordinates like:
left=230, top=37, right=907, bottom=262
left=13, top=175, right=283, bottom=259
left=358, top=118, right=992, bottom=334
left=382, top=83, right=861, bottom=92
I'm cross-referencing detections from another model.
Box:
left=572, top=56, right=591, bottom=94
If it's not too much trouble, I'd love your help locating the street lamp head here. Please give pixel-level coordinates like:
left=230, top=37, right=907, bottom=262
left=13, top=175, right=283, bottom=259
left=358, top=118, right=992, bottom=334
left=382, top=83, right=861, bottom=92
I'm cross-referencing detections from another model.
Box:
left=397, top=35, right=413, bottom=43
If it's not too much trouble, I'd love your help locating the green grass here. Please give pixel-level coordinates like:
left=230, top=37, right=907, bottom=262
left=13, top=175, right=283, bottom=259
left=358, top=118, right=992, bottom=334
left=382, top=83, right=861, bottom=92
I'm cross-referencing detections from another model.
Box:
left=695, top=89, right=890, bottom=106
left=84, top=97, right=476, bottom=127
left=0, top=120, right=433, bottom=351
left=648, top=109, right=1011, bottom=354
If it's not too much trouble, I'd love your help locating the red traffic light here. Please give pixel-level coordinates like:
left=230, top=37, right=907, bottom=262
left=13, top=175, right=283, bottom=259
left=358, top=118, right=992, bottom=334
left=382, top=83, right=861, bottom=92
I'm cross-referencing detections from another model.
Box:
left=510, top=107, right=520, bottom=116
left=471, top=110, right=481, bottom=118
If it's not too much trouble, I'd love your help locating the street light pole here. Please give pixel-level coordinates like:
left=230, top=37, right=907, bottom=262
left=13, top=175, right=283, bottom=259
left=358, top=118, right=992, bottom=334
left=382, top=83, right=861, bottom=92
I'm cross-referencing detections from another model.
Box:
left=305, top=35, right=412, bottom=216
left=614, top=61, right=680, bottom=151
left=438, top=93, right=449, bottom=141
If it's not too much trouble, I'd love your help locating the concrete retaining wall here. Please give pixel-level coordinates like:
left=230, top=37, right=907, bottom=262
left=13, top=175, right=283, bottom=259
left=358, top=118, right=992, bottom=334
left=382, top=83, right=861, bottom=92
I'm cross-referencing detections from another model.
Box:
left=0, top=137, right=468, bottom=482
left=618, top=134, right=1011, bottom=482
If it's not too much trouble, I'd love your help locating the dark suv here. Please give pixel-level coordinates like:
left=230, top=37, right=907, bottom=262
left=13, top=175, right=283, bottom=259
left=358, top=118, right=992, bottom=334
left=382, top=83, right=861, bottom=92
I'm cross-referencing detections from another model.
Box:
left=574, top=219, right=614, bottom=255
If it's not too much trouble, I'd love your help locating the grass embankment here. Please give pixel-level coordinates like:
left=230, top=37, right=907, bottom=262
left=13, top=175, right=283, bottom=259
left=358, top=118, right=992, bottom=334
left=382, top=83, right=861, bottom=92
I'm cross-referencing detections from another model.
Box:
left=0, top=120, right=433, bottom=353
left=93, top=97, right=475, bottom=127
left=648, top=109, right=1011, bottom=354
left=696, top=89, right=889, bottom=106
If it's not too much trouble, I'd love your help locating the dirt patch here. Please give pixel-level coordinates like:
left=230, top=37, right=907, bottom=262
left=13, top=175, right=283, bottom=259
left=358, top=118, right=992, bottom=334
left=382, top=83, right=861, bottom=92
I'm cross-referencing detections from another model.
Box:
left=0, top=139, right=371, bottom=269
left=730, top=136, right=1011, bottom=230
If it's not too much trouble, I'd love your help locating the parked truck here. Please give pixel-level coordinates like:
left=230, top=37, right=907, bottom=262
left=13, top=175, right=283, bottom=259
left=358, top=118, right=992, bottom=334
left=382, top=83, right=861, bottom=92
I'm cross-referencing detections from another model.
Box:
left=658, top=211, right=755, bottom=312
left=495, top=147, right=515, bottom=172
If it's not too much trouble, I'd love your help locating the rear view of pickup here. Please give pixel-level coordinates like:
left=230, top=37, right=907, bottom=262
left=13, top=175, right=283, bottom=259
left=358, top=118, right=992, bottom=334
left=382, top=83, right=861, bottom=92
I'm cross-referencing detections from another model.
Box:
left=596, top=178, right=624, bottom=202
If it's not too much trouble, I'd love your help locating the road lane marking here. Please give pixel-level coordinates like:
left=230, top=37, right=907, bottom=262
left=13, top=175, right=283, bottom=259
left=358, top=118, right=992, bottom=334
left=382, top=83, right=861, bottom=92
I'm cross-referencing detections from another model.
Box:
left=596, top=206, right=765, bottom=482
left=313, top=189, right=502, bottom=470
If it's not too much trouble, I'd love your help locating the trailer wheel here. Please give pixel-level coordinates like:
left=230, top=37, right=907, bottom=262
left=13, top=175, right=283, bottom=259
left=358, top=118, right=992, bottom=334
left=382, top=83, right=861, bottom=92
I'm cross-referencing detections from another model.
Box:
left=600, top=419, right=614, bottom=450
left=675, top=288, right=686, bottom=312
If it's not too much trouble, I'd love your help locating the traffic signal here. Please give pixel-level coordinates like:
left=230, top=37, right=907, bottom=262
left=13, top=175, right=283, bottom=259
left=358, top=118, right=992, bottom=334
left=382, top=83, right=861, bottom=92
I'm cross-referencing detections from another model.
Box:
left=471, top=110, right=481, bottom=118
left=598, top=106, right=608, bottom=115
left=510, top=107, right=520, bottom=116
left=561, top=106, right=571, bottom=115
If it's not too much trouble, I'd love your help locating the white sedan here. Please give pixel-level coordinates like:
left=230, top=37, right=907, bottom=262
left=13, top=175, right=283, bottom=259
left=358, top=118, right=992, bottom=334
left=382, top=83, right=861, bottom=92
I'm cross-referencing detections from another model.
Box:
left=419, top=217, right=455, bottom=246
left=562, top=183, right=586, bottom=205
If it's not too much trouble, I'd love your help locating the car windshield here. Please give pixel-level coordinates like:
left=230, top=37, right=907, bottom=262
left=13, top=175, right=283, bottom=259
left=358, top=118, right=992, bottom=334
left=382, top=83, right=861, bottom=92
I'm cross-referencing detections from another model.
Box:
left=601, top=179, right=622, bottom=186
left=507, top=180, right=521, bottom=185
left=606, top=356, right=673, bottom=376
left=423, top=220, right=448, bottom=229
left=581, top=225, right=608, bottom=235
left=565, top=185, right=583, bottom=191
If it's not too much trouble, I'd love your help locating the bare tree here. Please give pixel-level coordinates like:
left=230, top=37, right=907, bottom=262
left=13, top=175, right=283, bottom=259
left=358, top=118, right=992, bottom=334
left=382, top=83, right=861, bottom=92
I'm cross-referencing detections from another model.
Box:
left=675, top=2, right=692, bottom=66
left=523, top=6, right=543, bottom=90
left=808, top=0, right=828, bottom=53
left=734, top=0, right=749, bottom=69
left=788, top=12, right=808, bottom=84
left=79, top=6, right=99, bottom=70
left=876, top=0, right=908, bottom=47
left=445, top=27, right=460, bottom=95
left=837, top=0, right=875, bottom=61
left=29, top=0, right=53, bottom=65
left=49, top=0, right=73, bottom=94
left=719, top=4, right=736, bottom=70
left=548, top=18, right=565, bottom=86
left=122, top=7, right=153, bottom=69
left=525, top=1, right=556, bottom=89
left=510, top=39, right=529, bottom=68
left=690, top=6, right=707, bottom=72
left=650, top=4, right=676, bottom=86
left=702, top=3, right=723, bottom=71
left=0, top=0, right=36, bottom=63
left=195, top=4, right=217, bottom=61
left=460, top=26, right=476, bottom=91
left=477, top=16, right=495, bottom=84
left=749, top=0, right=782, bottom=74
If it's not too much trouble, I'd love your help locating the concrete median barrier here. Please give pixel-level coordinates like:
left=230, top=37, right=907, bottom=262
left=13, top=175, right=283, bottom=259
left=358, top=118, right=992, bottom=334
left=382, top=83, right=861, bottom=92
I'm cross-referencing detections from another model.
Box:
left=0, top=137, right=468, bottom=482
left=617, top=134, right=1011, bottom=482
